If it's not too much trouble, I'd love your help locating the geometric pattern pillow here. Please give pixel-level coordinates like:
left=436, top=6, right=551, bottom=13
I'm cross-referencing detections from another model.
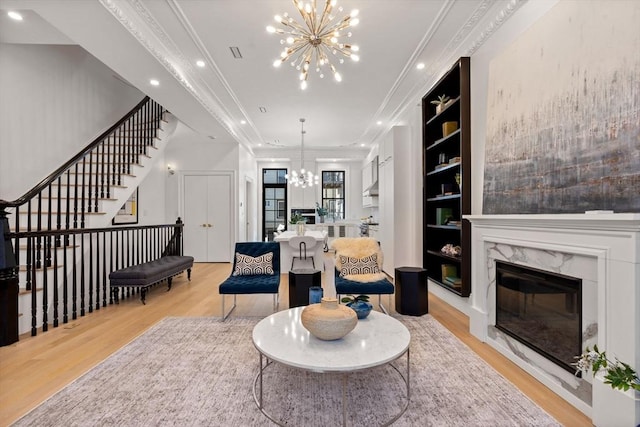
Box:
left=339, top=254, right=380, bottom=277
left=232, top=252, right=274, bottom=276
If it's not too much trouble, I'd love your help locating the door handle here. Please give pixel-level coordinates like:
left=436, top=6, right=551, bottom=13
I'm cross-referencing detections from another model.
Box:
left=201, top=224, right=207, bottom=227
left=208, top=224, right=212, bottom=228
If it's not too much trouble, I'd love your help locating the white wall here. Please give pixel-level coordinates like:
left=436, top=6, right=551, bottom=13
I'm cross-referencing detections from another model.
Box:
left=163, top=122, right=240, bottom=238
left=0, top=43, right=144, bottom=200
left=238, top=144, right=258, bottom=241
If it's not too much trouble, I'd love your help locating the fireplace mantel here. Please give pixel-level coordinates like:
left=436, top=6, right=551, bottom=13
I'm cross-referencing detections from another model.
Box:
left=466, top=213, right=640, bottom=231
left=465, top=213, right=640, bottom=427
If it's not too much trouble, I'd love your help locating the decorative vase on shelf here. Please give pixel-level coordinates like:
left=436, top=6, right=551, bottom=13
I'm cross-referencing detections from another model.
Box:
left=347, top=300, right=373, bottom=319
left=296, top=221, right=305, bottom=236
left=301, top=297, right=357, bottom=340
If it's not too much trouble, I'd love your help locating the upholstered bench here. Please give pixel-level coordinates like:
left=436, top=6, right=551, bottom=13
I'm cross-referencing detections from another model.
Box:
left=109, top=255, right=194, bottom=304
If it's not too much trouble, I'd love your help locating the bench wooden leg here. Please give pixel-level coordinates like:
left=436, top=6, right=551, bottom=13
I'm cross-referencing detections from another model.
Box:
left=187, top=268, right=192, bottom=281
left=167, top=277, right=173, bottom=291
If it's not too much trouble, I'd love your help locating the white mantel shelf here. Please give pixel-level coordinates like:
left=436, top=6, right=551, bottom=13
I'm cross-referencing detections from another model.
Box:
left=465, top=213, right=640, bottom=231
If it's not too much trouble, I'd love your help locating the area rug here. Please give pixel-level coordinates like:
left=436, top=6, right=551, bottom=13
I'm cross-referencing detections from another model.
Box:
left=13, top=315, right=560, bottom=426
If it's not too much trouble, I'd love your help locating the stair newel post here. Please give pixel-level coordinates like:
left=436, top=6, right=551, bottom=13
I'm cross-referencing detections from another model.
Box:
left=0, top=204, right=19, bottom=346
left=26, top=200, right=32, bottom=291
left=176, top=217, right=183, bottom=256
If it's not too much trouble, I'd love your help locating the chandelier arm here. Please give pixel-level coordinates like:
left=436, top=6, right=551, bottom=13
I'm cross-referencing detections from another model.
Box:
left=281, top=42, right=310, bottom=63
left=318, top=0, right=334, bottom=29
left=317, top=19, right=350, bottom=39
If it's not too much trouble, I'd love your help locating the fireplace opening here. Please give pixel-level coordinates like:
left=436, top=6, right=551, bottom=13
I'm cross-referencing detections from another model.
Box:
left=495, top=260, right=582, bottom=374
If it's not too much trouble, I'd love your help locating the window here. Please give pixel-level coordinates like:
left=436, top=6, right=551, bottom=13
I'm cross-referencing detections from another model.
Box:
left=322, top=171, right=345, bottom=220
left=262, top=169, right=287, bottom=241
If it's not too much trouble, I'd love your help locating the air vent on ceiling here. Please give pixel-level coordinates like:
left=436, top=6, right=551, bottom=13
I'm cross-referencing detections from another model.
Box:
left=259, top=107, right=267, bottom=113
left=229, top=47, right=242, bottom=59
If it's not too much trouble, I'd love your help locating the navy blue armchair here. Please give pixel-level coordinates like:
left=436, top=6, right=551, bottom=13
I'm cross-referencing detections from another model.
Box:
left=219, top=241, right=281, bottom=321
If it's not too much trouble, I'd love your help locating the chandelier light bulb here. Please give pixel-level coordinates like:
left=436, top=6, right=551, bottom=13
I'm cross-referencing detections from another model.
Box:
left=334, top=72, right=342, bottom=82
left=301, top=80, right=308, bottom=90
left=266, top=0, right=360, bottom=89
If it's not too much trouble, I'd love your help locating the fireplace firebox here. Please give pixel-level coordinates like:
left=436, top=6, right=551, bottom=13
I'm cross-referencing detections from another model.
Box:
left=495, top=260, right=582, bottom=373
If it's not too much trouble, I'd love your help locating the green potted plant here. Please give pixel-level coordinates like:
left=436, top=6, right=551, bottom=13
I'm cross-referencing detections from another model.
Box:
left=289, top=211, right=306, bottom=225
left=573, top=345, right=640, bottom=392
left=430, top=94, right=450, bottom=114
left=340, top=294, right=372, bottom=319
left=316, top=202, right=328, bottom=223
left=289, top=211, right=306, bottom=235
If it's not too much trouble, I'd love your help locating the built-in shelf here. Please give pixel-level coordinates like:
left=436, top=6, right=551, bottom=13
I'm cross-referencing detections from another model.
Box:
left=422, top=57, right=471, bottom=297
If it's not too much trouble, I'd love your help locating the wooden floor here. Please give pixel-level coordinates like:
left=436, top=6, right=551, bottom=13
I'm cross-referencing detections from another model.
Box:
left=0, top=262, right=592, bottom=427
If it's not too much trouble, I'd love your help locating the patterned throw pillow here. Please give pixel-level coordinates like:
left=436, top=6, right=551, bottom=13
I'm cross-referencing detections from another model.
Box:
left=233, top=252, right=274, bottom=276
left=339, top=254, right=380, bottom=277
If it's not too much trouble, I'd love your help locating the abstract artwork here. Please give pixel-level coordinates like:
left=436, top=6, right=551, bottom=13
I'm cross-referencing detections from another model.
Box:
left=483, top=1, right=640, bottom=214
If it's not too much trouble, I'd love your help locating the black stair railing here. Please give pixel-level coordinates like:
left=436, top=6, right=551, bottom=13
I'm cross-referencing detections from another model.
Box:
left=0, top=96, right=173, bottom=341
left=3, top=217, right=183, bottom=337
left=0, top=96, right=165, bottom=285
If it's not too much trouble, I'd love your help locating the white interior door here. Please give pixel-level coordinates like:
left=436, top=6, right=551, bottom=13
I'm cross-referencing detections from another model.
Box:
left=182, top=173, right=233, bottom=262
left=207, top=174, right=231, bottom=261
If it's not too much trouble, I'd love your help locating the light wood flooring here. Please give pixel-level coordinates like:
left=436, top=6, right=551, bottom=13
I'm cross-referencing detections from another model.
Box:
left=0, top=262, right=592, bottom=426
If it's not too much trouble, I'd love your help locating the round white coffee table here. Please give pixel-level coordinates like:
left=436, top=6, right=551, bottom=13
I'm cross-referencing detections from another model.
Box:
left=252, top=307, right=411, bottom=426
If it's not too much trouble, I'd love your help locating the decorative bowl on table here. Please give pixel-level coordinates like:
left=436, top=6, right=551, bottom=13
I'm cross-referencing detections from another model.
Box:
left=347, top=300, right=373, bottom=319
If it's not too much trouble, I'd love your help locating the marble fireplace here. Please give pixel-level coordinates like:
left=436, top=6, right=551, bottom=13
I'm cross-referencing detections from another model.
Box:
left=466, top=214, right=639, bottom=427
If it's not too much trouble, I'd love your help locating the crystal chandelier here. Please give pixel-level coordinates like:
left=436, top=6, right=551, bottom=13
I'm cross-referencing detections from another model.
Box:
left=267, top=0, right=360, bottom=90
left=285, top=118, right=319, bottom=188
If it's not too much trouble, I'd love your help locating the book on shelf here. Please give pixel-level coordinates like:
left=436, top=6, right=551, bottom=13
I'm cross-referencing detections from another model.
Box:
left=444, top=276, right=462, bottom=286
left=441, top=264, right=457, bottom=279
left=436, top=208, right=453, bottom=225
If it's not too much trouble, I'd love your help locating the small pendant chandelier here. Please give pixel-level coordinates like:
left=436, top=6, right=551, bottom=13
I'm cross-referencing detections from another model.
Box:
left=285, top=118, right=319, bottom=188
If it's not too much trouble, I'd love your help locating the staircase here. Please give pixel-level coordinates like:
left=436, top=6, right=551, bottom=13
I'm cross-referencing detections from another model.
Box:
left=0, top=97, right=179, bottom=338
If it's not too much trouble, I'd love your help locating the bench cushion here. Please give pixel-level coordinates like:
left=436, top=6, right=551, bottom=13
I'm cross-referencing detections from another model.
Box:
left=109, top=256, right=194, bottom=286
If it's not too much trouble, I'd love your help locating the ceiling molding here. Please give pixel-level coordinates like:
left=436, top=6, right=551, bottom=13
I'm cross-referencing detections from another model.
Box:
left=370, top=0, right=528, bottom=147
left=465, top=0, right=527, bottom=56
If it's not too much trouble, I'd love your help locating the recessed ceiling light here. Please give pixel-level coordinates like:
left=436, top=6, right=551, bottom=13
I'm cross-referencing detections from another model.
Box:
left=240, top=120, right=247, bottom=125
left=376, top=121, right=382, bottom=125
left=8, top=11, right=23, bottom=21
left=150, top=79, right=159, bottom=86
left=258, top=143, right=262, bottom=147
left=360, top=143, right=365, bottom=147
left=196, top=60, right=206, bottom=68
left=416, top=63, right=425, bottom=70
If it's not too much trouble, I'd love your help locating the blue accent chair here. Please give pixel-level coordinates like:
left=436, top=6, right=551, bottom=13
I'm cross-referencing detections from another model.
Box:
left=219, top=242, right=281, bottom=321
left=332, top=237, right=394, bottom=314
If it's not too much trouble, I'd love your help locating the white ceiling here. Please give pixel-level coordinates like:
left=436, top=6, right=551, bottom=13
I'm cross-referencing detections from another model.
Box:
left=0, top=0, right=522, bottom=155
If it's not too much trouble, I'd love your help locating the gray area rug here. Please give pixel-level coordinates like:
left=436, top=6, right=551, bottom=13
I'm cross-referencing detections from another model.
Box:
left=13, top=315, right=560, bottom=426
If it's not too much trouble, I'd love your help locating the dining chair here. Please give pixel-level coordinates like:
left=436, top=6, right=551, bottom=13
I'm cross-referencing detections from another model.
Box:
left=288, top=235, right=317, bottom=270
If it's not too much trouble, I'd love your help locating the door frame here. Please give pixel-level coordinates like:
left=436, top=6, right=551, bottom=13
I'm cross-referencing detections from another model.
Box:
left=178, top=170, right=236, bottom=262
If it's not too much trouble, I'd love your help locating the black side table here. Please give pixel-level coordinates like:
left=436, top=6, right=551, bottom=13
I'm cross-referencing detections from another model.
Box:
left=395, top=267, right=428, bottom=316
left=289, top=268, right=321, bottom=307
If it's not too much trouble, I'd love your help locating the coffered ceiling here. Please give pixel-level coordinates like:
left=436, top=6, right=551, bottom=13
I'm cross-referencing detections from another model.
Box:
left=0, top=0, right=524, bottom=154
